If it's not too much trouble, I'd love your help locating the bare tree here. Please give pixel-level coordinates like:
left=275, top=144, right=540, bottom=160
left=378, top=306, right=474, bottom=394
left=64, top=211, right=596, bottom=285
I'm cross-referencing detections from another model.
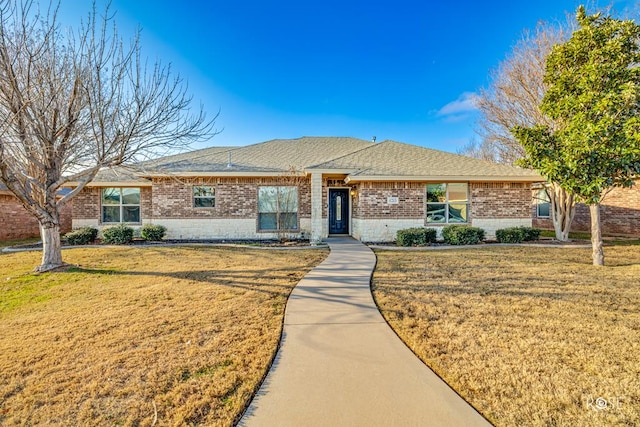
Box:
left=0, top=1, right=215, bottom=271
left=467, top=20, right=577, bottom=241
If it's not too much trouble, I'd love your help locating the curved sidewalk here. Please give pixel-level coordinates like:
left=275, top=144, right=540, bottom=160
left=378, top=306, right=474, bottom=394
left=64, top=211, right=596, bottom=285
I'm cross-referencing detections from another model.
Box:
left=239, top=237, right=491, bottom=427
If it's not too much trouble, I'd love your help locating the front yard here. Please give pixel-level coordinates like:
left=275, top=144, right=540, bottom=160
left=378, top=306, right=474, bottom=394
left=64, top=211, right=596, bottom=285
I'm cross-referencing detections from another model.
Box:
left=0, top=246, right=327, bottom=426
left=372, top=245, right=640, bottom=427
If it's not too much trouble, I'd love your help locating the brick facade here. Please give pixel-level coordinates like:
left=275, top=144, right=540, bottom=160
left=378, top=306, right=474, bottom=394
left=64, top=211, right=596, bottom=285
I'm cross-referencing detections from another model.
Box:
left=470, top=182, right=531, bottom=219
left=0, top=194, right=72, bottom=240
left=351, top=182, right=425, bottom=219
left=72, top=177, right=311, bottom=225
left=150, top=177, right=311, bottom=220
left=533, top=185, right=640, bottom=236
left=72, top=187, right=152, bottom=222
left=72, top=187, right=101, bottom=219
left=347, top=181, right=531, bottom=222
left=69, top=178, right=537, bottom=240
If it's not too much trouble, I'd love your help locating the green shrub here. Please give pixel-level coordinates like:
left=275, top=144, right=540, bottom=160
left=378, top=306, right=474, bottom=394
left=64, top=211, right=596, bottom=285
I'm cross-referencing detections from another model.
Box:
left=102, top=224, right=134, bottom=245
left=496, top=227, right=525, bottom=243
left=442, top=225, right=485, bottom=245
left=519, top=226, right=541, bottom=241
left=64, top=227, right=98, bottom=245
left=396, top=227, right=437, bottom=246
left=141, top=224, right=167, bottom=241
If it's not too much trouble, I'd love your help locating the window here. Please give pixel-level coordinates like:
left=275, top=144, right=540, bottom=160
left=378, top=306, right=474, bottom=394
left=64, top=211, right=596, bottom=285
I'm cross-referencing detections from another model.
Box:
left=536, top=188, right=551, bottom=217
left=193, top=186, right=215, bottom=208
left=258, top=186, right=298, bottom=230
left=426, top=183, right=469, bottom=224
left=102, top=188, right=141, bottom=223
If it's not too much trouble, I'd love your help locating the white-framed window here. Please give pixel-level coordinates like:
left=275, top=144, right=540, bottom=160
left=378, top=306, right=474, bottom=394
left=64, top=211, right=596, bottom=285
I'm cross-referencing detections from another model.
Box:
left=193, top=186, right=215, bottom=208
left=258, top=186, right=298, bottom=231
left=426, top=183, right=469, bottom=224
left=536, top=188, right=551, bottom=217
left=102, top=188, right=141, bottom=223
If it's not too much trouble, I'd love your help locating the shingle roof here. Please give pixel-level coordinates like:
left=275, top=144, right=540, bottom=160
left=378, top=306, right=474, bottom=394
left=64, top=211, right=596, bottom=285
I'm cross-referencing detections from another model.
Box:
left=309, top=140, right=541, bottom=181
left=91, top=166, right=154, bottom=184
left=83, top=137, right=541, bottom=184
left=137, top=137, right=374, bottom=174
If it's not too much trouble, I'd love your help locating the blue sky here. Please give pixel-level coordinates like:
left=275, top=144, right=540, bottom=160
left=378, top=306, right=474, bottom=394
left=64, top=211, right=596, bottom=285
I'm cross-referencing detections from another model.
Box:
left=59, top=0, right=637, bottom=152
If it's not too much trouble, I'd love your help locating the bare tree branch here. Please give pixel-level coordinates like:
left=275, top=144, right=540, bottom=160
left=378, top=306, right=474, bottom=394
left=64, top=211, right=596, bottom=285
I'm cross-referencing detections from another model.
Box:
left=0, top=0, right=217, bottom=271
left=462, top=18, right=579, bottom=241
left=468, top=19, right=573, bottom=164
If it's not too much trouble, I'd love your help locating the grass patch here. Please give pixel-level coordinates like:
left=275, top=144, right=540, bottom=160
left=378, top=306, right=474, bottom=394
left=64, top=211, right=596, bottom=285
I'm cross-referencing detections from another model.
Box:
left=372, top=245, right=640, bottom=427
left=0, top=237, right=40, bottom=251
left=539, top=229, right=593, bottom=240
left=0, top=246, right=327, bottom=426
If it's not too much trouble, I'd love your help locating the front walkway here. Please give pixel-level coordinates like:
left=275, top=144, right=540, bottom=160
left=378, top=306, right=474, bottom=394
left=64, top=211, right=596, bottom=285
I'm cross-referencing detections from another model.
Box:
left=239, top=237, right=491, bottom=426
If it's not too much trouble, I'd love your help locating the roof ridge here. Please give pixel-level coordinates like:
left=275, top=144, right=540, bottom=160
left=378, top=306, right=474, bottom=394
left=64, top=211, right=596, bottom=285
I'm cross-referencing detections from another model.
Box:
left=307, top=139, right=379, bottom=168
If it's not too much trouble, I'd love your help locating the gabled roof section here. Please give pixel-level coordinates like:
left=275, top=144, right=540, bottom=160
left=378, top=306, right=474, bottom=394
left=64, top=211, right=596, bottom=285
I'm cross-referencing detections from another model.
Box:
left=90, top=167, right=153, bottom=185
left=309, top=140, right=542, bottom=181
left=73, top=137, right=541, bottom=185
left=138, top=137, right=374, bottom=175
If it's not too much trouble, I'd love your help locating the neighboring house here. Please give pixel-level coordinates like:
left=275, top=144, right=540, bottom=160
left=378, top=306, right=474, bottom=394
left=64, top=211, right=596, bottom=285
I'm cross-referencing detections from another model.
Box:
left=533, top=183, right=640, bottom=236
left=0, top=184, right=73, bottom=240
left=68, top=137, right=543, bottom=242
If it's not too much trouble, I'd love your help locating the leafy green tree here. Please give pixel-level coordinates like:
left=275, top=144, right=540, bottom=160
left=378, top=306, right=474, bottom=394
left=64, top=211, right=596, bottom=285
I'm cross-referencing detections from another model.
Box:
left=513, top=6, right=640, bottom=266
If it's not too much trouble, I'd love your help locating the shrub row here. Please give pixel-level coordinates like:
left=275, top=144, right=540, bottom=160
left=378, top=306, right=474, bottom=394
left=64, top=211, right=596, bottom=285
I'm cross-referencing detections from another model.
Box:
left=441, top=225, right=485, bottom=245
left=140, top=224, right=167, bottom=241
left=64, top=227, right=98, bottom=245
left=396, top=228, right=437, bottom=246
left=102, top=224, right=134, bottom=244
left=495, top=226, right=541, bottom=243
left=63, top=224, right=167, bottom=245
left=396, top=225, right=485, bottom=246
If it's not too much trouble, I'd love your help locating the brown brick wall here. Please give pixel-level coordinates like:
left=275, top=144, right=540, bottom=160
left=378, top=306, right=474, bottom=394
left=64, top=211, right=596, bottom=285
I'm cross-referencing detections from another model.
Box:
left=339, top=181, right=532, bottom=221
left=471, top=182, right=531, bottom=219
left=73, top=186, right=151, bottom=223
left=533, top=185, right=640, bottom=236
left=0, top=194, right=72, bottom=240
left=68, top=179, right=542, bottom=231
left=72, top=178, right=312, bottom=222
left=352, top=182, right=425, bottom=219
left=73, top=187, right=101, bottom=219
left=151, top=177, right=311, bottom=219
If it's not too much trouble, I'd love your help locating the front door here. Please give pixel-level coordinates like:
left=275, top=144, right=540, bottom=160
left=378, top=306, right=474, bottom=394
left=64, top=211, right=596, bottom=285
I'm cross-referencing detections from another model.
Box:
left=329, top=189, right=349, bottom=234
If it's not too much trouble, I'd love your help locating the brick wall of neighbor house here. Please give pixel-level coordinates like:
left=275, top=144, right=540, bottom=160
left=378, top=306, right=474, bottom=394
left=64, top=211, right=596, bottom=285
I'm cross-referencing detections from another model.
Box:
left=0, top=194, right=72, bottom=240
left=533, top=185, right=640, bottom=236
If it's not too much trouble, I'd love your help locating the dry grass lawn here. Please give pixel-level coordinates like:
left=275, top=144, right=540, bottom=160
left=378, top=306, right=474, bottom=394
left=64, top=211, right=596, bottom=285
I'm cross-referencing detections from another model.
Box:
left=372, top=245, right=640, bottom=427
left=0, top=246, right=327, bottom=426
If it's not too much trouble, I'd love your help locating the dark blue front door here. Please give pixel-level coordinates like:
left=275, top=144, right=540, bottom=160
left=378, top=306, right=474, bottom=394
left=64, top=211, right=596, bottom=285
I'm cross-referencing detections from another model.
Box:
left=329, top=189, right=349, bottom=234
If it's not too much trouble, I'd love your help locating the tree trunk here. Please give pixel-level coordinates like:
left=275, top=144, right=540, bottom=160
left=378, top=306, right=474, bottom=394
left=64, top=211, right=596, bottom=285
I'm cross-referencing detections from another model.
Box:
left=37, top=223, right=64, bottom=272
left=590, top=204, right=604, bottom=266
left=549, top=183, right=575, bottom=241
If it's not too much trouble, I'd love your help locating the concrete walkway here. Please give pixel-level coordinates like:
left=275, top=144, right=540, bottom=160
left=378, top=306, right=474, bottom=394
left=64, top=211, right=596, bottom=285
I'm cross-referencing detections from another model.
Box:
left=239, top=237, right=491, bottom=427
